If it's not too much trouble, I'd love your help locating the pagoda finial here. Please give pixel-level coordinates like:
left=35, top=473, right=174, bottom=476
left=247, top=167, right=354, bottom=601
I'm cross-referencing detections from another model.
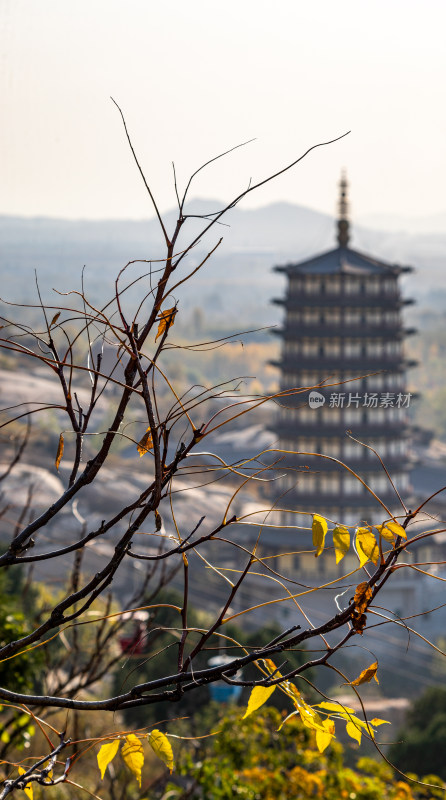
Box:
left=337, top=171, right=350, bottom=248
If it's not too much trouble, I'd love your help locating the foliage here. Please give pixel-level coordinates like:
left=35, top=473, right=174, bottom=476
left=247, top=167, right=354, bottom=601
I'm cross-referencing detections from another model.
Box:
left=389, top=688, right=446, bottom=780
left=117, top=593, right=314, bottom=731
left=239, top=623, right=315, bottom=709
left=0, top=106, right=445, bottom=798
left=164, top=706, right=444, bottom=800
left=0, top=565, right=44, bottom=756
left=0, top=566, right=44, bottom=695
left=409, top=323, right=446, bottom=440
left=116, top=588, right=215, bottom=728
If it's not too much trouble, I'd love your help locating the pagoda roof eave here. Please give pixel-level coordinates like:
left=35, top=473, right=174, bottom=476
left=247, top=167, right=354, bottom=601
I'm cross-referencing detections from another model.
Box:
left=274, top=245, right=414, bottom=277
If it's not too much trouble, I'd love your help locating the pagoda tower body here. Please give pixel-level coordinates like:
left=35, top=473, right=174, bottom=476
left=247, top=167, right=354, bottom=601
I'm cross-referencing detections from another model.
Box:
left=272, top=177, right=416, bottom=527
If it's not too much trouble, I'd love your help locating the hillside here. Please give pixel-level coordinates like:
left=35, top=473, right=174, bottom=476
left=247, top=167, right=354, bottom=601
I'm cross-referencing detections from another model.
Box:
left=2, top=201, right=446, bottom=332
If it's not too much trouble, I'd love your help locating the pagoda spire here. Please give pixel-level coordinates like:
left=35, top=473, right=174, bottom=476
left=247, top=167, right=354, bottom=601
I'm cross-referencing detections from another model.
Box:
left=337, top=171, right=350, bottom=247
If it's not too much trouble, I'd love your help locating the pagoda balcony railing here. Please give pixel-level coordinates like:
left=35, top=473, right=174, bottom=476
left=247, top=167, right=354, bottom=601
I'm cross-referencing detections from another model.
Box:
left=273, top=324, right=417, bottom=340
left=272, top=295, right=415, bottom=309
left=275, top=455, right=412, bottom=473
left=280, top=381, right=413, bottom=395
left=279, top=490, right=405, bottom=511
left=274, top=421, right=411, bottom=438
left=275, top=355, right=416, bottom=371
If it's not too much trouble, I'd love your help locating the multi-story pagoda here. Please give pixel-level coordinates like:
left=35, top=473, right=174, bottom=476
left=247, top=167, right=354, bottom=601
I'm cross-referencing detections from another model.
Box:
left=272, top=176, right=417, bottom=528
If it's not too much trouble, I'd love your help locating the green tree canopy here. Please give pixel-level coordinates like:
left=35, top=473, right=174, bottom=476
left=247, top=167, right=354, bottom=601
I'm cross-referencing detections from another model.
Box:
left=389, top=688, right=446, bottom=780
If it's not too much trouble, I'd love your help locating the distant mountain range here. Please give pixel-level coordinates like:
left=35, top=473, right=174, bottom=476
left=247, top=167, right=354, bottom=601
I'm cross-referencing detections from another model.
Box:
left=358, top=211, right=446, bottom=235
left=1, top=200, right=445, bottom=328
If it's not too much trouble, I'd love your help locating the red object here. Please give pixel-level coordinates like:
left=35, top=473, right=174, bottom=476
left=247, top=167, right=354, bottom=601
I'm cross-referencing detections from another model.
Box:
left=119, top=625, right=145, bottom=655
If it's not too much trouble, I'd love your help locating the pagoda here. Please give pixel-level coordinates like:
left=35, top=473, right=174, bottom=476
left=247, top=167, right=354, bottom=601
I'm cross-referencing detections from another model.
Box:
left=272, top=175, right=417, bottom=528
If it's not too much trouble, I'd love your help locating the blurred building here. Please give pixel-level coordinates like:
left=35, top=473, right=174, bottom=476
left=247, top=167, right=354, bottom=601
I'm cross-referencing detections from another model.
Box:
left=271, top=175, right=417, bottom=529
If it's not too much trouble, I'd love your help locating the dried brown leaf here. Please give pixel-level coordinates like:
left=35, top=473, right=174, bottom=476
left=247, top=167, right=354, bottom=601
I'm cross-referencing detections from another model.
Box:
left=353, top=581, right=372, bottom=615
left=351, top=611, right=368, bottom=634
left=155, top=307, right=177, bottom=342
left=55, top=433, right=64, bottom=471
left=49, top=312, right=61, bottom=328
left=137, top=427, right=153, bottom=457
left=351, top=581, right=373, bottom=634
left=350, top=661, right=379, bottom=686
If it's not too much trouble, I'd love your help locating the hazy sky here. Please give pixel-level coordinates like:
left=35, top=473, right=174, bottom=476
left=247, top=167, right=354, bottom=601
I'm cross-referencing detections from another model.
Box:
left=2, top=0, right=446, bottom=222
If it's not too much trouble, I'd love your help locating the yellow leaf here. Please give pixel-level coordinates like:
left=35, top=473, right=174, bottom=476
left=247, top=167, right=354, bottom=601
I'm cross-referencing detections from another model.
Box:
left=312, top=514, right=328, bottom=558
left=333, top=525, right=350, bottom=563
left=282, top=681, right=301, bottom=704
left=334, top=711, right=369, bottom=732
left=386, top=521, right=407, bottom=540
left=356, top=526, right=379, bottom=567
left=370, top=717, right=390, bottom=726
left=97, top=739, right=120, bottom=780
left=121, top=735, right=144, bottom=787
left=316, top=718, right=335, bottom=753
left=277, top=710, right=299, bottom=731
left=263, top=659, right=282, bottom=678
left=55, top=433, right=64, bottom=471
left=155, top=307, right=177, bottom=342
left=376, top=520, right=407, bottom=543
left=148, top=729, right=174, bottom=773
left=18, top=768, right=33, bottom=800
left=350, top=661, right=379, bottom=686
left=375, top=523, right=395, bottom=543
left=317, top=701, right=355, bottom=714
left=290, top=693, right=327, bottom=733
left=298, top=703, right=326, bottom=733
left=137, top=427, right=153, bottom=457
left=242, top=685, right=276, bottom=719
left=346, top=719, right=362, bottom=745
